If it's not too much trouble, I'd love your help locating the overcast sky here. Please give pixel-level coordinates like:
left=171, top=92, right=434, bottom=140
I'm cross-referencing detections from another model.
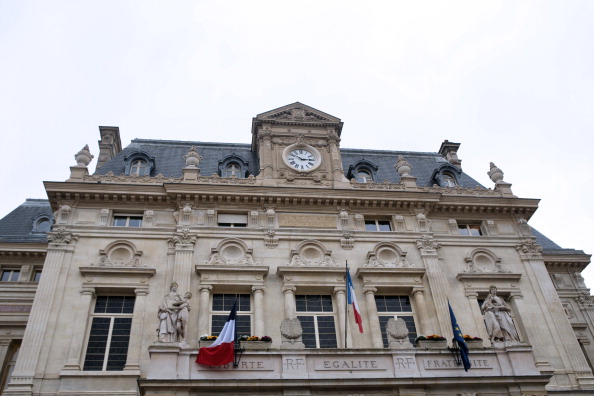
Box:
left=1, top=1, right=593, bottom=286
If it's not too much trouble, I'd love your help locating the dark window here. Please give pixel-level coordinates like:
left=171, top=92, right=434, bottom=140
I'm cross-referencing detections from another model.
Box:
left=217, top=214, right=247, bottom=228
left=1, top=270, right=20, bottom=282
left=211, top=294, right=251, bottom=336
left=112, top=215, right=143, bottom=227
left=458, top=224, right=482, bottom=236
left=33, top=271, right=42, bottom=282
left=224, top=163, right=242, bottom=178
left=296, top=295, right=337, bottom=348
left=355, top=169, right=372, bottom=183
left=375, top=295, right=417, bottom=346
left=365, top=220, right=392, bottom=232
left=83, top=296, right=135, bottom=371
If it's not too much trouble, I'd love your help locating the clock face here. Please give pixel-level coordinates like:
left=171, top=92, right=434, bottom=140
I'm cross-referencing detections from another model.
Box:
left=287, top=148, right=317, bottom=171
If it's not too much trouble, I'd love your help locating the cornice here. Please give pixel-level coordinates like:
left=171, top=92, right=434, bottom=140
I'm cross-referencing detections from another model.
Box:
left=44, top=180, right=540, bottom=216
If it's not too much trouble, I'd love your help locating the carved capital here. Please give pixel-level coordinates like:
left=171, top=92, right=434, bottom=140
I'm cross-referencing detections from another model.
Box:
left=168, top=229, right=197, bottom=247
left=411, top=288, right=425, bottom=298
left=198, top=285, right=213, bottom=293
left=252, top=286, right=266, bottom=294
left=515, top=240, right=543, bottom=256
left=134, top=288, right=149, bottom=297
left=333, top=286, right=346, bottom=295
left=282, top=286, right=296, bottom=295
left=80, top=287, right=95, bottom=296
left=415, top=234, right=440, bottom=253
left=363, top=287, right=377, bottom=296
left=48, top=227, right=76, bottom=245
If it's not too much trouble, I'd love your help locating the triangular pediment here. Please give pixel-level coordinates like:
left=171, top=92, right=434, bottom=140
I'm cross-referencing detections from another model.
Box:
left=255, top=102, right=341, bottom=124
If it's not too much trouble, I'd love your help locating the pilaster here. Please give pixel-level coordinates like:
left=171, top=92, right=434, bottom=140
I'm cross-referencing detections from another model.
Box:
left=282, top=286, right=297, bottom=319
left=411, top=288, right=431, bottom=336
left=333, top=286, right=351, bottom=347
left=252, top=286, right=266, bottom=336
left=168, top=230, right=197, bottom=294
left=125, top=287, right=149, bottom=371
left=363, top=287, right=383, bottom=348
left=198, top=285, right=212, bottom=336
left=62, top=287, right=95, bottom=371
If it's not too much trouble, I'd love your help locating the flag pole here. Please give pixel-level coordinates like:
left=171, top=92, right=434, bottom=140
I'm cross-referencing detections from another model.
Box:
left=345, top=260, right=348, bottom=349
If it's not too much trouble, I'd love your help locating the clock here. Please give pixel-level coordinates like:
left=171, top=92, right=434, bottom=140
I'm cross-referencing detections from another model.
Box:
left=283, top=145, right=321, bottom=172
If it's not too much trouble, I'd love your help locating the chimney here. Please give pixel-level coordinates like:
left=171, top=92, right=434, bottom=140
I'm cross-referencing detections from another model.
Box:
left=438, top=140, right=462, bottom=169
left=95, top=126, right=122, bottom=171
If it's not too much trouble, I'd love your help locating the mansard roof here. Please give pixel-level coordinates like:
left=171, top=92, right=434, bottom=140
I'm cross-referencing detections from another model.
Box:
left=0, top=199, right=53, bottom=243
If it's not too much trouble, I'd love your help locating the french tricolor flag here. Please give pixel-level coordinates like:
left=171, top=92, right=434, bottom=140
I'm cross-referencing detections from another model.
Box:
left=347, top=270, right=364, bottom=333
left=196, top=302, right=237, bottom=366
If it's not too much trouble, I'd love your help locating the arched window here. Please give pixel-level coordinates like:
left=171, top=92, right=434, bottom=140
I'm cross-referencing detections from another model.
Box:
left=441, top=173, right=457, bottom=187
left=218, top=155, right=249, bottom=179
left=225, top=163, right=242, bottom=178
left=347, top=160, right=379, bottom=183
left=355, top=169, right=372, bottom=183
left=123, top=151, right=155, bottom=177
left=431, top=163, right=462, bottom=187
left=130, top=160, right=148, bottom=176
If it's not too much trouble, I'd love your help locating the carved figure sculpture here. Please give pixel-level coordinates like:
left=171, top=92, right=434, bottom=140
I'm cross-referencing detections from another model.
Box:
left=158, top=282, right=183, bottom=342
left=386, top=317, right=413, bottom=349
left=481, top=285, right=520, bottom=343
left=280, top=318, right=305, bottom=349
left=176, top=292, right=192, bottom=343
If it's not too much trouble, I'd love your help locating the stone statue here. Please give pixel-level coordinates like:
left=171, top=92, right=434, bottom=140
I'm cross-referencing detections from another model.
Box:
left=481, top=285, right=520, bottom=343
left=157, top=282, right=183, bottom=342
left=280, top=318, right=305, bottom=349
left=176, top=292, right=192, bottom=343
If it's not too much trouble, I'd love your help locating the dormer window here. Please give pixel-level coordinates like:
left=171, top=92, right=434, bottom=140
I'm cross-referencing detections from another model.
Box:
left=431, top=163, right=462, bottom=187
left=130, top=160, right=148, bottom=176
left=32, top=215, right=52, bottom=233
left=348, top=160, right=379, bottom=183
left=355, top=169, right=372, bottom=183
left=123, top=151, right=155, bottom=177
left=225, top=163, right=242, bottom=178
left=219, top=155, right=249, bottom=179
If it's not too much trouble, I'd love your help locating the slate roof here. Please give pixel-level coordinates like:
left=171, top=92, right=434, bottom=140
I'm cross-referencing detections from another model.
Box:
left=97, top=139, right=484, bottom=188
left=0, top=199, right=53, bottom=243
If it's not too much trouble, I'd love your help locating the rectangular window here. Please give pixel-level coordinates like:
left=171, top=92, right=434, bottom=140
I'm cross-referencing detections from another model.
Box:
left=217, top=213, right=247, bottom=228
left=458, top=224, right=482, bottom=236
left=365, top=220, right=392, bottom=232
left=83, top=295, right=135, bottom=371
left=375, top=295, right=417, bottom=346
left=1, top=270, right=20, bottom=282
left=211, top=294, right=251, bottom=336
left=296, top=295, right=337, bottom=348
left=112, top=215, right=143, bottom=227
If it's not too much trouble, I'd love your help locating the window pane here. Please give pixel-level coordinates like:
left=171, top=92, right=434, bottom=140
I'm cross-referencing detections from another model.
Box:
left=83, top=317, right=111, bottom=371
left=365, top=221, right=377, bottom=231
left=297, top=316, right=316, bottom=348
left=317, top=316, right=337, bottom=348
left=377, top=221, right=392, bottom=231
left=106, top=318, right=132, bottom=370
left=212, top=294, right=250, bottom=312
left=34, top=271, right=42, bottom=282
left=113, top=217, right=127, bottom=227
left=469, top=225, right=482, bottom=236
left=128, top=217, right=143, bottom=227
left=458, top=226, right=469, bottom=236
left=295, top=295, right=333, bottom=312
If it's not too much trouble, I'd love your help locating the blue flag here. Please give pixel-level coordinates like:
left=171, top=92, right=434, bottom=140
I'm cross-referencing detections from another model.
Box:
left=448, top=301, right=471, bottom=371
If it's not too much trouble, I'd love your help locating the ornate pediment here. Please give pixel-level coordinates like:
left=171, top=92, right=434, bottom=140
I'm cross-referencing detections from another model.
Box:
left=254, top=102, right=342, bottom=128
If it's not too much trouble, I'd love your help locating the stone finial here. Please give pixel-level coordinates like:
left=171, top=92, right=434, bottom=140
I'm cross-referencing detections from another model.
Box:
left=395, top=155, right=412, bottom=177
left=488, top=162, right=504, bottom=183
left=184, top=146, right=202, bottom=168
left=74, top=145, right=94, bottom=166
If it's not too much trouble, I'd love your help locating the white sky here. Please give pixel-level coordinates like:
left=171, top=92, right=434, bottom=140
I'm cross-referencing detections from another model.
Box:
left=1, top=1, right=593, bottom=286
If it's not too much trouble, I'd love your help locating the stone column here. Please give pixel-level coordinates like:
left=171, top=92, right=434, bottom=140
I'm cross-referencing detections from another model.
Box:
left=363, top=287, right=383, bottom=348
left=282, top=286, right=297, bottom=319
left=411, top=288, right=431, bottom=336
left=169, top=230, right=197, bottom=295
left=124, top=288, right=149, bottom=371
left=333, top=286, right=351, bottom=347
left=517, top=240, right=594, bottom=389
left=465, top=291, right=489, bottom=342
left=327, top=130, right=345, bottom=181
left=252, top=286, right=265, bottom=336
left=197, top=285, right=212, bottom=336
left=5, top=229, right=76, bottom=395
left=0, top=339, right=12, bottom=375
left=63, top=287, right=95, bottom=371
left=415, top=235, right=448, bottom=336
left=258, top=129, right=273, bottom=179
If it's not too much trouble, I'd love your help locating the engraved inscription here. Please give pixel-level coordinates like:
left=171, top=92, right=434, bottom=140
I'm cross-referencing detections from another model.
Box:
left=283, top=357, right=306, bottom=372
left=278, top=214, right=337, bottom=228
left=197, top=359, right=273, bottom=371
left=394, top=356, right=417, bottom=370
left=422, top=358, right=493, bottom=370
left=314, top=359, right=385, bottom=371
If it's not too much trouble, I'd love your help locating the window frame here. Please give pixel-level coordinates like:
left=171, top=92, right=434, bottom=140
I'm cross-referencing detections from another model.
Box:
left=82, top=295, right=136, bottom=372
left=458, top=223, right=483, bottom=236
left=1, top=269, right=21, bottom=282
left=112, top=214, right=143, bottom=228
left=295, top=295, right=338, bottom=349
left=365, top=219, right=392, bottom=232
left=130, top=159, right=148, bottom=176
left=210, top=293, right=252, bottom=336
left=375, top=295, right=418, bottom=346
left=217, top=213, right=248, bottom=228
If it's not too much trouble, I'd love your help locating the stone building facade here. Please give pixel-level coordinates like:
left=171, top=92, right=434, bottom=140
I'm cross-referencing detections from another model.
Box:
left=1, top=102, right=594, bottom=395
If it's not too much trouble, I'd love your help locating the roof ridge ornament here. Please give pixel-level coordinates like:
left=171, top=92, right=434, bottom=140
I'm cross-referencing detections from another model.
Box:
left=74, top=144, right=94, bottom=167
left=184, top=146, right=202, bottom=168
